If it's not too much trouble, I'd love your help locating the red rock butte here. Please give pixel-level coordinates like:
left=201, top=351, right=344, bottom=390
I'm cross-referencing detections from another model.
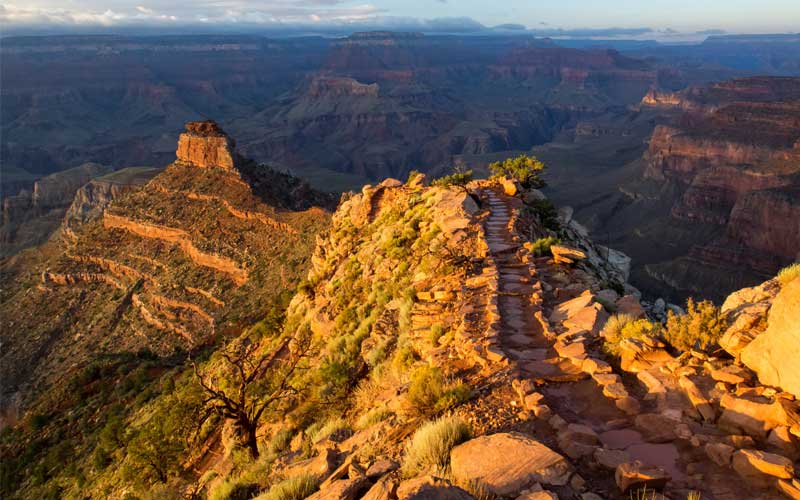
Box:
left=175, top=120, right=237, bottom=171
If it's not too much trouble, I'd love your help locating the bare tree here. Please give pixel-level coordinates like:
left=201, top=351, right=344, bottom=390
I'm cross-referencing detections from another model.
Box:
left=193, top=332, right=311, bottom=458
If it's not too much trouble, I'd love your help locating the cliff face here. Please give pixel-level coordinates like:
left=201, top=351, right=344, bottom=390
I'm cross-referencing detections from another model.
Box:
left=62, top=166, right=162, bottom=235
left=0, top=121, right=334, bottom=413
left=630, top=77, right=800, bottom=299
left=0, top=163, right=112, bottom=256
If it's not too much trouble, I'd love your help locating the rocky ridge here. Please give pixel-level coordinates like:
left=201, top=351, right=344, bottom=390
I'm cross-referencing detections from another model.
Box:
left=189, top=174, right=800, bottom=500
left=0, top=121, right=334, bottom=416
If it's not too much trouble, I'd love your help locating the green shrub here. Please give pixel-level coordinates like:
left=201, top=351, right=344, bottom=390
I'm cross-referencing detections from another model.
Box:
left=431, top=170, right=473, bottom=189
left=488, top=154, right=545, bottom=188
left=407, top=366, right=471, bottom=416
left=526, top=199, right=559, bottom=231
left=255, top=475, right=318, bottom=500
left=665, top=298, right=727, bottom=353
left=428, top=324, right=446, bottom=346
left=602, top=314, right=662, bottom=357
left=777, top=262, right=800, bottom=286
left=527, top=236, right=560, bottom=256
left=402, top=417, right=471, bottom=477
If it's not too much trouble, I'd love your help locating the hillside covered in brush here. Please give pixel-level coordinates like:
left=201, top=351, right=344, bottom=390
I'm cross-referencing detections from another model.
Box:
left=2, top=125, right=800, bottom=500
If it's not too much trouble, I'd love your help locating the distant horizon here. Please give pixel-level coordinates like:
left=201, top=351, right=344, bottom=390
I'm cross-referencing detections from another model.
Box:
left=2, top=23, right=799, bottom=45
left=2, top=0, right=799, bottom=42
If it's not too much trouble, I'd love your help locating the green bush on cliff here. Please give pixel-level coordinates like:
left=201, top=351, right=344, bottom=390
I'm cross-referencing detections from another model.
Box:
left=431, top=170, right=473, bottom=189
left=527, top=236, right=561, bottom=256
left=664, top=298, right=727, bottom=353
left=601, top=314, right=662, bottom=357
left=489, top=154, right=546, bottom=188
left=526, top=199, right=559, bottom=231
left=777, top=262, right=800, bottom=286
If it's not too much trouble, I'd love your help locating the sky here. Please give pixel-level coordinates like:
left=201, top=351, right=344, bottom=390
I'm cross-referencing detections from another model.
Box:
left=1, top=0, right=799, bottom=38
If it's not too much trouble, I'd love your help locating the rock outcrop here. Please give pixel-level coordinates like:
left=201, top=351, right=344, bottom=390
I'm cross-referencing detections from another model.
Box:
left=739, top=277, right=800, bottom=398
left=1, top=163, right=112, bottom=256
left=175, top=120, right=238, bottom=171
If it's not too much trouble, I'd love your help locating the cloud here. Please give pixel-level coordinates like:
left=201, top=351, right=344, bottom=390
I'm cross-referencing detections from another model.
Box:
left=0, top=1, right=386, bottom=28
left=527, top=26, right=654, bottom=38
left=696, top=28, right=726, bottom=35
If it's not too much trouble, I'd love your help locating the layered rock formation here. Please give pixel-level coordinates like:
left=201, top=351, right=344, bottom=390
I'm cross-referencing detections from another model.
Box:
left=62, top=166, right=162, bottom=236
left=175, top=120, right=237, bottom=171
left=0, top=121, right=334, bottom=413
left=1, top=163, right=112, bottom=256
left=574, top=77, right=800, bottom=301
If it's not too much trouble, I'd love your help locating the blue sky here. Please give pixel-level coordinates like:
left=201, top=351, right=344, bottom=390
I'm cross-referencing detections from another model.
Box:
left=1, top=0, right=798, bottom=35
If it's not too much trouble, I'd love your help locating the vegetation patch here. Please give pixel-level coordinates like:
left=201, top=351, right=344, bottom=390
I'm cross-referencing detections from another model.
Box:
left=406, top=365, right=472, bottom=417
left=488, top=154, right=546, bottom=188
left=254, top=474, right=318, bottom=500
left=402, top=417, right=471, bottom=477
left=777, top=262, right=800, bottom=286
left=526, top=236, right=561, bottom=256
left=664, top=298, right=727, bottom=353
left=601, top=314, right=662, bottom=357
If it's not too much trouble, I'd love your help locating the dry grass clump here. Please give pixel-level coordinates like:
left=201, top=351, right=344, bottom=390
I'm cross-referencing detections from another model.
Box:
left=665, top=298, right=727, bottom=353
left=355, top=407, right=393, bottom=430
left=406, top=365, right=471, bottom=416
left=777, top=262, right=800, bottom=286
left=254, top=474, right=317, bottom=500
left=601, top=314, right=662, bottom=357
left=306, top=418, right=351, bottom=444
left=402, top=416, right=471, bottom=477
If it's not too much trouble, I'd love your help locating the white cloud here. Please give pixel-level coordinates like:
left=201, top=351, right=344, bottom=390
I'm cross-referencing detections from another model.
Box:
left=0, top=0, right=385, bottom=27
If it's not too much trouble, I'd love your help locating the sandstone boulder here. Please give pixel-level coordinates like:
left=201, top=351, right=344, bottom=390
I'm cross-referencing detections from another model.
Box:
left=732, top=449, right=794, bottom=486
left=557, top=424, right=599, bottom=459
left=362, top=476, right=398, bottom=500
left=634, top=414, right=678, bottom=443
left=516, top=491, right=558, bottom=500
left=740, top=277, right=800, bottom=398
left=615, top=295, right=646, bottom=318
left=550, top=245, right=587, bottom=265
left=450, top=432, right=572, bottom=496
left=704, top=442, right=735, bottom=466
left=614, top=461, right=670, bottom=493
left=718, top=392, right=790, bottom=439
left=306, top=477, right=371, bottom=500
left=396, top=476, right=473, bottom=500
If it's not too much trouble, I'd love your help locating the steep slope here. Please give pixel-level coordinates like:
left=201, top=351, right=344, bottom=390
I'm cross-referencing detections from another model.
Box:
left=0, top=121, right=334, bottom=419
left=631, top=77, right=800, bottom=300
left=4, top=169, right=800, bottom=500
left=1, top=162, right=114, bottom=256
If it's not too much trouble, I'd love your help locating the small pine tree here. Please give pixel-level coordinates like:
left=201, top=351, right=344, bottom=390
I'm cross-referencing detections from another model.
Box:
left=489, top=154, right=546, bottom=188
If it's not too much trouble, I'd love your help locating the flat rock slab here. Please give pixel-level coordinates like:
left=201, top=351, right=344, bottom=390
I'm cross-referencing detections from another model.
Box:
left=521, top=359, right=587, bottom=382
left=450, top=432, right=572, bottom=496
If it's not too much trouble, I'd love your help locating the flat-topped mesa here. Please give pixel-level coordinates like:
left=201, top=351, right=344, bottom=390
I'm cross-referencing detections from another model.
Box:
left=175, top=120, right=237, bottom=170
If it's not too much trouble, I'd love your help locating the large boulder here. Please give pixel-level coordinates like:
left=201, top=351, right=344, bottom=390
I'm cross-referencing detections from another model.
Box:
left=450, top=432, right=572, bottom=496
left=732, top=449, right=795, bottom=487
left=614, top=461, right=670, bottom=493
left=740, top=277, right=800, bottom=398
left=396, top=476, right=473, bottom=500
